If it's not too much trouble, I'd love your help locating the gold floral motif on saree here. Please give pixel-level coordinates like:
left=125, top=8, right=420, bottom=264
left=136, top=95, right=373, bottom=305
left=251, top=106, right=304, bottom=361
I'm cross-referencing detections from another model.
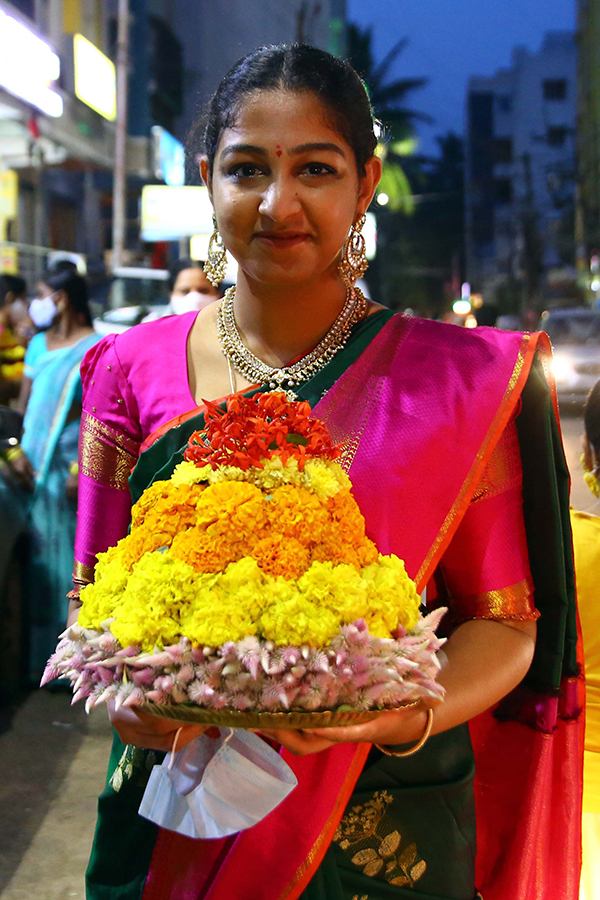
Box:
left=333, top=790, right=427, bottom=889
left=79, top=411, right=139, bottom=491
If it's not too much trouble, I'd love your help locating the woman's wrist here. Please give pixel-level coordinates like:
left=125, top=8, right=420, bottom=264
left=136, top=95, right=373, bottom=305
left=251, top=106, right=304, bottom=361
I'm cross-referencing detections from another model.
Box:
left=374, top=703, right=431, bottom=748
left=375, top=708, right=434, bottom=757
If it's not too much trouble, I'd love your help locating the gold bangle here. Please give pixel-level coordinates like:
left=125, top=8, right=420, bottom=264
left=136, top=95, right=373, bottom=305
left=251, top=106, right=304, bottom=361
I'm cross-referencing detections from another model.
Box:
left=374, top=707, right=433, bottom=758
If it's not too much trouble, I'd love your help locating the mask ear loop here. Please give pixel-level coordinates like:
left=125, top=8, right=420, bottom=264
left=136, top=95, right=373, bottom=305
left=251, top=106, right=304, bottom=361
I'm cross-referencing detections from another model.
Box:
left=221, top=727, right=234, bottom=747
left=168, top=727, right=184, bottom=771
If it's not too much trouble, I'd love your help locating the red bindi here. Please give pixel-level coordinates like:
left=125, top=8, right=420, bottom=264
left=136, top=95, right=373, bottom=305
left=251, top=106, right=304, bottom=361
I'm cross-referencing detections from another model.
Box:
left=276, top=145, right=283, bottom=157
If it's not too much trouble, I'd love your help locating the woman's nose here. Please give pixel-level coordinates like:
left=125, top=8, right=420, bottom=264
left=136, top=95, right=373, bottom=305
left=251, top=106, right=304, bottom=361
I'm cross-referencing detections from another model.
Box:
left=258, top=177, right=301, bottom=221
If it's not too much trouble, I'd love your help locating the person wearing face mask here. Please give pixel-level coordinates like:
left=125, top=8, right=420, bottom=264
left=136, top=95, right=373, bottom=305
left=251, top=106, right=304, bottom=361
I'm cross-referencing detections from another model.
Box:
left=168, top=258, right=222, bottom=315
left=0, top=269, right=100, bottom=682
left=571, top=381, right=600, bottom=900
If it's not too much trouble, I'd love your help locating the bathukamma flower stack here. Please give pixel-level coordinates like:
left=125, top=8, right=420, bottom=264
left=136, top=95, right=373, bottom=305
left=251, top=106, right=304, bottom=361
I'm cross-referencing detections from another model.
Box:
left=44, top=393, right=445, bottom=723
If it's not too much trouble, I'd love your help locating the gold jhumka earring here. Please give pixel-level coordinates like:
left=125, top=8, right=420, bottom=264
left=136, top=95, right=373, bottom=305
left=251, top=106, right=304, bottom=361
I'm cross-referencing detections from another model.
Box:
left=338, top=214, right=369, bottom=288
left=204, top=214, right=228, bottom=287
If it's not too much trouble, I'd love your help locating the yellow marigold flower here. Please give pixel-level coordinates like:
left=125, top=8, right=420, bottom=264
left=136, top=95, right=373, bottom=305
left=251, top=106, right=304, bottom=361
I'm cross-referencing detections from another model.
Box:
left=298, top=561, right=368, bottom=623
left=260, top=594, right=340, bottom=646
left=267, top=485, right=329, bottom=546
left=171, top=460, right=212, bottom=487
left=109, top=554, right=197, bottom=650
left=78, top=555, right=130, bottom=629
left=302, top=458, right=351, bottom=499
left=362, top=555, right=421, bottom=632
left=251, top=534, right=310, bottom=579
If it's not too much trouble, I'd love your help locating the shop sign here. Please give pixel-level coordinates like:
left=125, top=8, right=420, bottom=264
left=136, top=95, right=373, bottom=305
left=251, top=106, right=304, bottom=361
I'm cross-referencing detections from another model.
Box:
left=0, top=169, right=18, bottom=219
left=141, top=185, right=213, bottom=241
left=0, top=243, right=18, bottom=274
left=151, top=126, right=185, bottom=187
left=0, top=8, right=63, bottom=117
left=73, top=34, right=116, bottom=121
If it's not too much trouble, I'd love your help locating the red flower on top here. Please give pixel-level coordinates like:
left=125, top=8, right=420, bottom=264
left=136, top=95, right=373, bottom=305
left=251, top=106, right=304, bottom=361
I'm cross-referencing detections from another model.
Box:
left=184, top=392, right=342, bottom=471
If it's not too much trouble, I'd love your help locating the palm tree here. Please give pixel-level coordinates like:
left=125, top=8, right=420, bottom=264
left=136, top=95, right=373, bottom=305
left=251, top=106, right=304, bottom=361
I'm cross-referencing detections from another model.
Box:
left=347, top=24, right=428, bottom=212
left=347, top=24, right=429, bottom=141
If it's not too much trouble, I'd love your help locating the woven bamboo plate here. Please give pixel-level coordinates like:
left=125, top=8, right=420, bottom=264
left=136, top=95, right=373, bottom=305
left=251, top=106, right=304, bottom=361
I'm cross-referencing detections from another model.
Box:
left=139, top=703, right=415, bottom=729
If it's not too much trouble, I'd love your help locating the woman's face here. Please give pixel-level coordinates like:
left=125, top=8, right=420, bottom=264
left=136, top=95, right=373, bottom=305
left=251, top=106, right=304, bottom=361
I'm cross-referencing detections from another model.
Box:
left=203, top=90, right=380, bottom=288
left=172, top=266, right=219, bottom=298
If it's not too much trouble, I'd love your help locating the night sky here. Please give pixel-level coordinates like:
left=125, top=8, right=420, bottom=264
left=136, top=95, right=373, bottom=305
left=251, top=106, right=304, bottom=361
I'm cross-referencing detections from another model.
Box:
left=347, top=0, right=576, bottom=156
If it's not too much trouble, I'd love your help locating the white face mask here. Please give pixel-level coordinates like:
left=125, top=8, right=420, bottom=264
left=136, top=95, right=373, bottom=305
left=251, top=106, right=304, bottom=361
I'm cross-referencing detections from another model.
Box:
left=139, top=728, right=297, bottom=839
left=29, top=296, right=57, bottom=329
left=170, top=291, right=216, bottom=315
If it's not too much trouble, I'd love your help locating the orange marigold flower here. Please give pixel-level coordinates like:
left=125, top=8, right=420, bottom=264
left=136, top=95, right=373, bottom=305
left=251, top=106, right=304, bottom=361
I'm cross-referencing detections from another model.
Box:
left=196, top=482, right=269, bottom=542
left=184, top=392, right=342, bottom=472
left=251, top=534, right=310, bottom=578
left=119, top=526, right=175, bottom=569
left=267, top=484, right=330, bottom=546
left=133, top=482, right=204, bottom=533
left=327, top=490, right=366, bottom=544
left=170, top=528, right=241, bottom=573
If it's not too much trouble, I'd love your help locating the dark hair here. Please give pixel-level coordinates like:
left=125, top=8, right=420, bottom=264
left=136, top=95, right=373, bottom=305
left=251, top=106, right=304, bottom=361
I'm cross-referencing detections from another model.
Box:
left=43, top=269, right=92, bottom=327
left=193, top=44, right=377, bottom=178
left=168, top=258, right=204, bottom=291
left=48, top=259, right=78, bottom=275
left=0, top=274, right=27, bottom=301
left=584, top=380, right=600, bottom=457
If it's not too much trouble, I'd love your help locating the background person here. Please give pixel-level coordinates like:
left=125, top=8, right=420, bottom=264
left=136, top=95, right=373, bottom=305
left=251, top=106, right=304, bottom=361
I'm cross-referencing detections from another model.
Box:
left=572, top=380, right=600, bottom=900
left=0, top=268, right=100, bottom=681
left=168, top=257, right=222, bottom=314
left=0, top=274, right=32, bottom=401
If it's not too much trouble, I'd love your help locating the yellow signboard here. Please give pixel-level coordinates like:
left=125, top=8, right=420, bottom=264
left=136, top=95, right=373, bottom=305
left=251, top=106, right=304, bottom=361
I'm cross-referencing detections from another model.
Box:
left=0, top=170, right=18, bottom=219
left=74, top=33, right=116, bottom=121
left=0, top=244, right=18, bottom=275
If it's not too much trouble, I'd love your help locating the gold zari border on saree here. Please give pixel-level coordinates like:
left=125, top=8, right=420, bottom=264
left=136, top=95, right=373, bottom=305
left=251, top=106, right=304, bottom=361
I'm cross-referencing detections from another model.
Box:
left=453, top=577, right=539, bottom=622
left=80, top=411, right=138, bottom=491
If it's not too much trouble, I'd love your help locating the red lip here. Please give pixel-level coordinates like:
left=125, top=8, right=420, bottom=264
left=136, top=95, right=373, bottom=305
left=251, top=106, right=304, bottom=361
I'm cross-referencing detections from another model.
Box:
left=253, top=233, right=310, bottom=249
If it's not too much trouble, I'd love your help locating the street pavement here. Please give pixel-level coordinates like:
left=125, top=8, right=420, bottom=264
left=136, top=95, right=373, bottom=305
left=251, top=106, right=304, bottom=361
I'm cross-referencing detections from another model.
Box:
left=0, top=408, right=590, bottom=898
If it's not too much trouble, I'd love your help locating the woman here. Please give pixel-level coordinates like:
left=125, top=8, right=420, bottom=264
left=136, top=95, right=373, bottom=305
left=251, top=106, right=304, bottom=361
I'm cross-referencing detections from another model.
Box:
left=0, top=274, right=30, bottom=402
left=168, top=258, right=222, bottom=315
left=572, top=382, right=600, bottom=900
left=70, top=46, right=581, bottom=900
left=0, top=268, right=100, bottom=681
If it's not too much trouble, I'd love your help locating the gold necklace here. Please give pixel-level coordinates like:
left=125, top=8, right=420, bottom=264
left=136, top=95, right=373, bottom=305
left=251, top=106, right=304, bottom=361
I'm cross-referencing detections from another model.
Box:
left=216, top=285, right=368, bottom=399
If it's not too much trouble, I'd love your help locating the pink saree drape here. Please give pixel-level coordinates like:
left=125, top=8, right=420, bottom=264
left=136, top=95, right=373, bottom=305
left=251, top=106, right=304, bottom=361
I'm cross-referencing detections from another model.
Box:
left=140, top=316, right=582, bottom=900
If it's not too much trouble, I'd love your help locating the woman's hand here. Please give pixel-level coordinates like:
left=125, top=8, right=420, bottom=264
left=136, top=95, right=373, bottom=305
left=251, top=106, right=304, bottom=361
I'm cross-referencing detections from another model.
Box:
left=4, top=448, right=35, bottom=491
left=261, top=618, right=536, bottom=757
left=108, top=701, right=219, bottom=752
left=65, top=470, right=78, bottom=502
left=260, top=703, right=432, bottom=757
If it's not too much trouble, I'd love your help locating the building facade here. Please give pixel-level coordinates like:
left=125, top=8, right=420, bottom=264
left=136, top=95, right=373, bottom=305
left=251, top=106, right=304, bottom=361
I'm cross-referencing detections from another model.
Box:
left=577, top=0, right=600, bottom=280
left=465, top=31, right=577, bottom=309
left=0, top=0, right=345, bottom=280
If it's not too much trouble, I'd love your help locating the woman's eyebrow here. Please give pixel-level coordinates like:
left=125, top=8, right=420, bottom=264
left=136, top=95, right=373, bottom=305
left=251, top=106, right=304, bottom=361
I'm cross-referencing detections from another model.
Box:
left=221, top=142, right=346, bottom=159
left=289, top=142, right=346, bottom=158
left=221, top=143, right=268, bottom=159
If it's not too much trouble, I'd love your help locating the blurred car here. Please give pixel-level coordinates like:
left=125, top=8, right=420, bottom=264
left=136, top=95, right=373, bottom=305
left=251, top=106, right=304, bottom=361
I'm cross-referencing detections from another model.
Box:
left=541, top=308, right=600, bottom=403
left=92, top=267, right=171, bottom=336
